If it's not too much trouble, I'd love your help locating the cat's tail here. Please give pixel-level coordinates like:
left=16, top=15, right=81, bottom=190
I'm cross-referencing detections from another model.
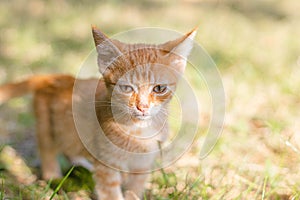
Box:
left=0, top=75, right=75, bottom=104
left=0, top=78, right=33, bottom=104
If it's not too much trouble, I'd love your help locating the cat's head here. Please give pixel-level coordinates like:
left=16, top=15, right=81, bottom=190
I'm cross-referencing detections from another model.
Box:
left=92, top=26, right=196, bottom=125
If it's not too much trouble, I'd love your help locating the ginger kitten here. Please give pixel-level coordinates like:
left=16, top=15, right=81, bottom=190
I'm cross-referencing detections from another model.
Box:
left=0, top=26, right=196, bottom=200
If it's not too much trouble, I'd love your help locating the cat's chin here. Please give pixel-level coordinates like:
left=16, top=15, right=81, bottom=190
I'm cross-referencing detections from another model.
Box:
left=131, top=115, right=153, bottom=127
left=134, top=115, right=152, bottom=120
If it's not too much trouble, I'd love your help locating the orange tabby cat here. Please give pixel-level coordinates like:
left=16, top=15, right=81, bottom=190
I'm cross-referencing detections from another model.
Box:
left=0, top=26, right=196, bottom=200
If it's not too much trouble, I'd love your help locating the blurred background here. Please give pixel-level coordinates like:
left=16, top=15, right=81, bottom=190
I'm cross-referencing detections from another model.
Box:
left=0, top=0, right=300, bottom=199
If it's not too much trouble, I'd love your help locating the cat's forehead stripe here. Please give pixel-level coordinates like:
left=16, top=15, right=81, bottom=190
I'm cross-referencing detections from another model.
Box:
left=124, top=65, right=157, bottom=85
left=125, top=46, right=160, bottom=66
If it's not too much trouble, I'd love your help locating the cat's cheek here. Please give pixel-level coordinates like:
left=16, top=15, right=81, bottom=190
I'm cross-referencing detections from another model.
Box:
left=150, top=104, right=162, bottom=116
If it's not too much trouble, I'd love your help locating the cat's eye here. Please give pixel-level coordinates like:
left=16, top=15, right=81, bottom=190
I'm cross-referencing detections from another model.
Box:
left=153, top=85, right=167, bottom=94
left=119, top=85, right=134, bottom=93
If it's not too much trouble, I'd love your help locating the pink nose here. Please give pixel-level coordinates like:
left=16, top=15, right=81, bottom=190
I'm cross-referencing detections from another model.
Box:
left=137, top=104, right=149, bottom=113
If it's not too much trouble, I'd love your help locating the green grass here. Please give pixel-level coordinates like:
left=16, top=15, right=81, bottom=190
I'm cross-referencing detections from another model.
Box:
left=0, top=0, right=300, bottom=199
left=50, top=166, right=94, bottom=194
left=0, top=174, right=4, bottom=200
left=50, top=166, right=74, bottom=200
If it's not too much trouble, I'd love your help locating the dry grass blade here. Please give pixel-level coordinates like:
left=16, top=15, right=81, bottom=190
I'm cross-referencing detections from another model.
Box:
left=0, top=145, right=36, bottom=185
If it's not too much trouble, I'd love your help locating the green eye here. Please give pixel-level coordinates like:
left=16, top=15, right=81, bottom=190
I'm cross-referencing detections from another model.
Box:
left=119, top=85, right=134, bottom=93
left=153, top=85, right=167, bottom=94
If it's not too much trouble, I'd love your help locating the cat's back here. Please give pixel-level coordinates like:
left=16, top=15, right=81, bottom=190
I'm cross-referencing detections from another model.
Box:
left=32, top=74, right=106, bottom=104
left=31, top=74, right=74, bottom=92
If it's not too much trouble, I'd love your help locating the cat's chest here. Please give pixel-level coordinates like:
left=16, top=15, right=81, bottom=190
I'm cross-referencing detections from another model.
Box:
left=120, top=122, right=163, bottom=139
left=126, top=126, right=152, bottom=137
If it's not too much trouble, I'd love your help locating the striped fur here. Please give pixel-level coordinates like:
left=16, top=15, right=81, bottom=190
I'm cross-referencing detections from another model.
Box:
left=0, top=26, right=196, bottom=200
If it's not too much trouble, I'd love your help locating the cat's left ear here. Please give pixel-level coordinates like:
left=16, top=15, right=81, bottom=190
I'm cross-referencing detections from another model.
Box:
left=161, top=28, right=197, bottom=73
left=92, top=25, right=123, bottom=74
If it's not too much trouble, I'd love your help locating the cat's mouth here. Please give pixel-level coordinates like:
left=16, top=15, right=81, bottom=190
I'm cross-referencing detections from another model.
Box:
left=134, top=115, right=152, bottom=120
left=131, top=112, right=152, bottom=121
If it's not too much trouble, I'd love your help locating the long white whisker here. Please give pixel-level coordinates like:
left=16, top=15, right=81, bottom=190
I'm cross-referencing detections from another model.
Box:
left=159, top=110, right=182, bottom=121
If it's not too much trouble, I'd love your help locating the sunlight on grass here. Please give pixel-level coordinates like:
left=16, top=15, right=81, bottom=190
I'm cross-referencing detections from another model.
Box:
left=0, top=0, right=300, bottom=199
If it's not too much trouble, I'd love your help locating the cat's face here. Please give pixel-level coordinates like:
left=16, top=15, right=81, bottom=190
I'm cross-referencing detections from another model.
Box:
left=110, top=64, right=178, bottom=123
left=92, top=26, right=196, bottom=124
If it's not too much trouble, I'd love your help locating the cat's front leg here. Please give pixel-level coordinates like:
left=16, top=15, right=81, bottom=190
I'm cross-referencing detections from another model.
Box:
left=123, top=173, right=148, bottom=198
left=124, top=190, right=140, bottom=200
left=93, top=164, right=124, bottom=200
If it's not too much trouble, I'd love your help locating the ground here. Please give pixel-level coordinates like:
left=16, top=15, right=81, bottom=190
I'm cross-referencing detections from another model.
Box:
left=0, top=0, right=300, bottom=199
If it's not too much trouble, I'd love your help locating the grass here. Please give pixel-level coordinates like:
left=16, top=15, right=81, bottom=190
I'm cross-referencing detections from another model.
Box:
left=49, top=166, right=74, bottom=200
left=0, top=174, right=4, bottom=200
left=0, top=0, right=300, bottom=199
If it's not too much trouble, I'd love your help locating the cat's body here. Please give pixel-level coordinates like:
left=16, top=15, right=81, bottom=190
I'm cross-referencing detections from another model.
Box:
left=0, top=27, right=196, bottom=200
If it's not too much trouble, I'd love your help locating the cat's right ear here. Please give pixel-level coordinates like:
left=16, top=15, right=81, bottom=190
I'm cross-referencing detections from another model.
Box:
left=92, top=25, right=123, bottom=74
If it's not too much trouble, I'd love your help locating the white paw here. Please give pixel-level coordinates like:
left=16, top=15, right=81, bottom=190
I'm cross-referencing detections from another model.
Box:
left=124, top=190, right=140, bottom=200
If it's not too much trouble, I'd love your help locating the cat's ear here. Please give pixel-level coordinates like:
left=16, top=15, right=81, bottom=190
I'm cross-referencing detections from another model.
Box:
left=92, top=25, right=123, bottom=74
left=161, top=28, right=197, bottom=72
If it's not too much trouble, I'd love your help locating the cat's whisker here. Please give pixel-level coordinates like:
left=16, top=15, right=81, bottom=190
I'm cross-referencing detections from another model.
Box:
left=113, top=112, right=131, bottom=122
left=91, top=100, right=125, bottom=105
left=86, top=101, right=113, bottom=105
left=161, top=108, right=182, bottom=116
left=87, top=100, right=111, bottom=102
left=161, top=111, right=182, bottom=119
left=166, top=112, right=182, bottom=119
left=87, top=99, right=125, bottom=103
left=159, top=111, right=182, bottom=122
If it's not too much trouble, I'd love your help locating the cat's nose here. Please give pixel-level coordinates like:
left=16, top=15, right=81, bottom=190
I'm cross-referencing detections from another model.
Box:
left=136, top=104, right=149, bottom=113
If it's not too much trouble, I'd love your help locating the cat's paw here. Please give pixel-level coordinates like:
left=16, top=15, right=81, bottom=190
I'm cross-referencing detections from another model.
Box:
left=124, top=190, right=140, bottom=200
